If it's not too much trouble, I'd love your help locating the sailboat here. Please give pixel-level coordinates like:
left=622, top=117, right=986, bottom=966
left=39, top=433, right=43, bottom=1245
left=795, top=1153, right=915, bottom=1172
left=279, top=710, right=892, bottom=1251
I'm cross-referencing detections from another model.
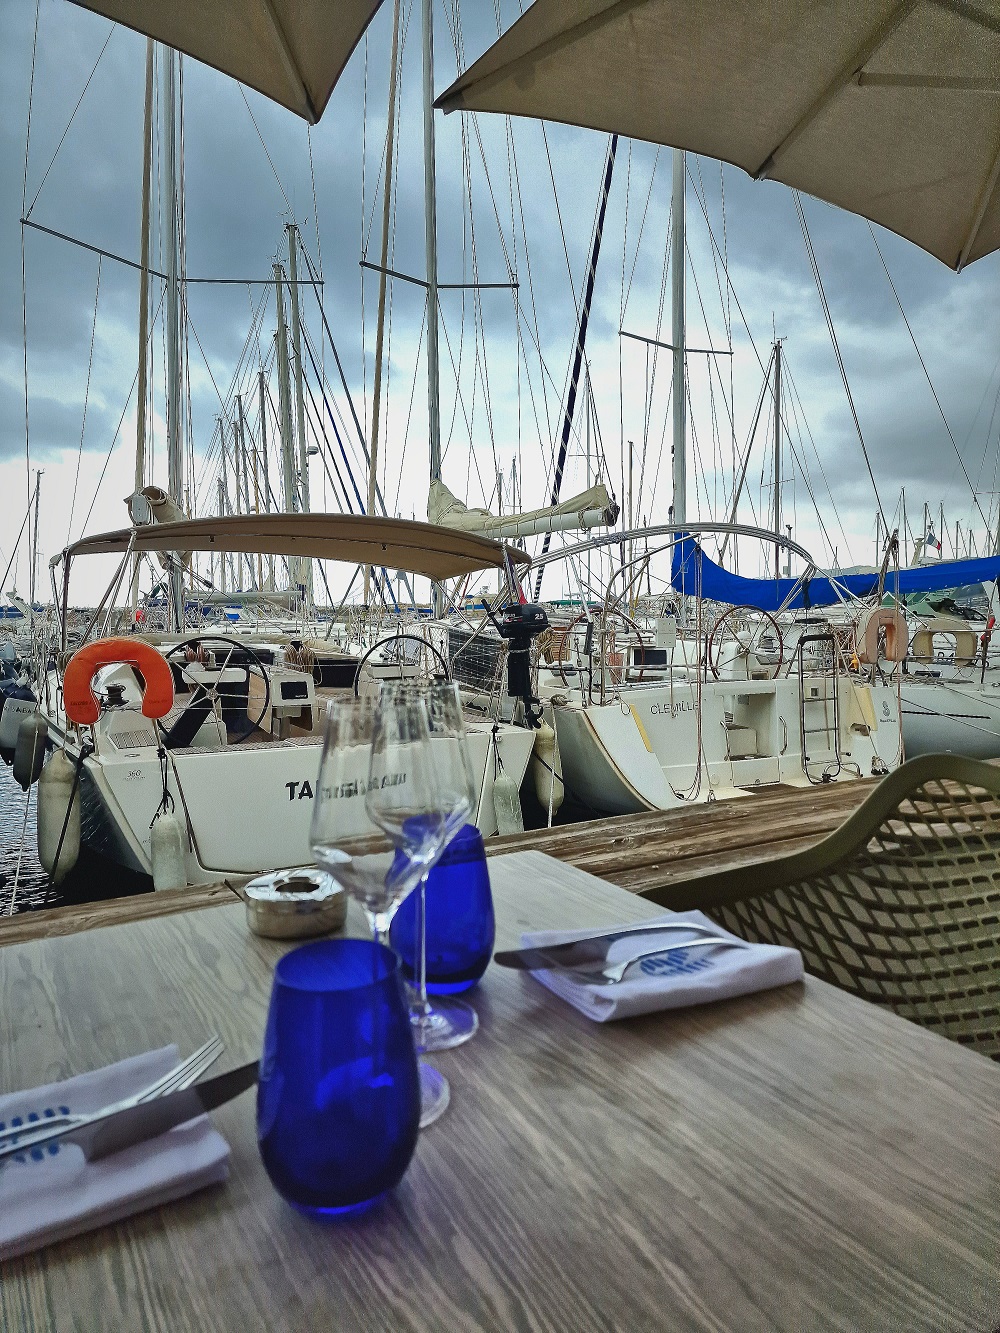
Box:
left=25, top=26, right=537, bottom=888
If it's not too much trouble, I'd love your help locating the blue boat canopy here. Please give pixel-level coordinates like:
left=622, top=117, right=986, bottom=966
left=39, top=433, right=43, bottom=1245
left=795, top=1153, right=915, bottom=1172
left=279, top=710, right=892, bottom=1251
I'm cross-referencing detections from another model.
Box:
left=670, top=536, right=1000, bottom=612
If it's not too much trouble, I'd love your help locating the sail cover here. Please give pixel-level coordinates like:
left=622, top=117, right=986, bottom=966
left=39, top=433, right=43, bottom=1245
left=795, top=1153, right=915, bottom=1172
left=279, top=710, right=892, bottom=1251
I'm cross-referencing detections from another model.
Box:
left=69, top=0, right=383, bottom=123
left=438, top=0, right=1000, bottom=271
left=428, top=479, right=617, bottom=538
left=671, top=536, right=1000, bottom=611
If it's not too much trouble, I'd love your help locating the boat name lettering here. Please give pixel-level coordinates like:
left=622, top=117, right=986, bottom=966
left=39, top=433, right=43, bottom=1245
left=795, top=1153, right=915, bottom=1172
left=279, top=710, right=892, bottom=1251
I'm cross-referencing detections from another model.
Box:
left=649, top=700, right=694, bottom=718
left=289, top=773, right=407, bottom=801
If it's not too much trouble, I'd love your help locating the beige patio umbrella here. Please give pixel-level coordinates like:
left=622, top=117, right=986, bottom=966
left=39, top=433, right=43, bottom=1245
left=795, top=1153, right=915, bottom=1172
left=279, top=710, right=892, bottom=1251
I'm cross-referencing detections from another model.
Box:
left=69, top=0, right=384, bottom=122
left=437, top=0, right=1000, bottom=271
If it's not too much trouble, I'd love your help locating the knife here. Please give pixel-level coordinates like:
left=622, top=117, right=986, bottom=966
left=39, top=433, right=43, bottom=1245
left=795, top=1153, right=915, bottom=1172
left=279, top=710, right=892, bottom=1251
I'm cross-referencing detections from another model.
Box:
left=494, top=920, right=722, bottom=972
left=0, top=1060, right=258, bottom=1165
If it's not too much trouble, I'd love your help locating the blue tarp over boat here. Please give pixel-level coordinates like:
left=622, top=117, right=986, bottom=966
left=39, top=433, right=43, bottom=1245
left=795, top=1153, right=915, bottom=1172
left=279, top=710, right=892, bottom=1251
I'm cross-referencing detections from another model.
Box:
left=670, top=536, right=1000, bottom=611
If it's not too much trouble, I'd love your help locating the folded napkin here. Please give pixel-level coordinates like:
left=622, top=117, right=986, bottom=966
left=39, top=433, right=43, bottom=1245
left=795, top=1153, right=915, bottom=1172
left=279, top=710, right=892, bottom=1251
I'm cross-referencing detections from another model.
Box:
left=0, top=1046, right=230, bottom=1262
left=521, top=910, right=803, bottom=1022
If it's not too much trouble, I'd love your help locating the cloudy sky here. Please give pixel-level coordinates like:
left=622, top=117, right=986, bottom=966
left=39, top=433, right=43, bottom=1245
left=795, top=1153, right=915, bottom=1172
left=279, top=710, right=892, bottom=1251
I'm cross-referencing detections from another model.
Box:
left=3, top=0, right=1000, bottom=604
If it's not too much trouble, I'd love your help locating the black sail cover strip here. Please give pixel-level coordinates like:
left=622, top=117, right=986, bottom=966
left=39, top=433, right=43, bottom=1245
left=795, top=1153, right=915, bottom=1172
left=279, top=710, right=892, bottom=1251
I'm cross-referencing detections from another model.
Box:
left=534, top=134, right=618, bottom=601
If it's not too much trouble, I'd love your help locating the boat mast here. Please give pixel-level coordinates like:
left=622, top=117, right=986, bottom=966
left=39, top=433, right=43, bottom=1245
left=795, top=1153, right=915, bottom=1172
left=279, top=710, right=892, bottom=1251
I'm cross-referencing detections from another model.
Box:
left=29, top=469, right=42, bottom=624
left=132, top=37, right=154, bottom=616
left=259, top=369, right=274, bottom=588
left=421, top=0, right=443, bottom=615
left=670, top=148, right=686, bottom=530
left=286, top=224, right=314, bottom=606
left=366, top=0, right=402, bottom=608
left=773, top=337, right=782, bottom=579
left=162, top=47, right=185, bottom=631
left=274, top=262, right=302, bottom=597
left=160, top=47, right=187, bottom=630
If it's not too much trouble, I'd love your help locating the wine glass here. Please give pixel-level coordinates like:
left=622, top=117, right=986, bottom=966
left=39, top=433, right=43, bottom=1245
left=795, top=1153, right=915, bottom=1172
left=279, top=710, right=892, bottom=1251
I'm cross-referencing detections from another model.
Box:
left=310, top=696, right=413, bottom=946
left=257, top=938, right=420, bottom=1217
left=379, top=681, right=481, bottom=1051
left=365, top=692, right=452, bottom=1126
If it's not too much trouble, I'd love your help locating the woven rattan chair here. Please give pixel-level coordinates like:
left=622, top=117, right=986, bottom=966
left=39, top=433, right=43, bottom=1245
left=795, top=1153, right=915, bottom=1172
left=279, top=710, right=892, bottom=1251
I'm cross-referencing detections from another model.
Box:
left=641, top=754, right=1000, bottom=1060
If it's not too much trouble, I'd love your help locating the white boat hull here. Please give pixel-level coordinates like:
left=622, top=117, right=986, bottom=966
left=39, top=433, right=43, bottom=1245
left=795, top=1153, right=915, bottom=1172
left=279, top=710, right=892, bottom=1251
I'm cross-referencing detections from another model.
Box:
left=551, top=676, right=903, bottom=814
left=900, top=676, right=1000, bottom=758
left=39, top=667, right=534, bottom=883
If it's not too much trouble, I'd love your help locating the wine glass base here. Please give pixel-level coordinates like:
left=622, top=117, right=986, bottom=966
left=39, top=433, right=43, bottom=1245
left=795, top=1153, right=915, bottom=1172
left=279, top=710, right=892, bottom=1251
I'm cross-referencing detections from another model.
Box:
left=414, top=996, right=479, bottom=1053
left=419, top=1061, right=449, bottom=1128
left=290, top=1191, right=388, bottom=1220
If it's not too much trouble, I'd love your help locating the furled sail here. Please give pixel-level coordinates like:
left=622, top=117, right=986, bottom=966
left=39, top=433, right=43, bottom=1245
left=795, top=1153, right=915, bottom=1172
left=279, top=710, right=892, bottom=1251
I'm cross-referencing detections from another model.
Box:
left=126, top=485, right=191, bottom=570
left=671, top=536, right=1000, bottom=611
left=428, top=479, right=617, bottom=541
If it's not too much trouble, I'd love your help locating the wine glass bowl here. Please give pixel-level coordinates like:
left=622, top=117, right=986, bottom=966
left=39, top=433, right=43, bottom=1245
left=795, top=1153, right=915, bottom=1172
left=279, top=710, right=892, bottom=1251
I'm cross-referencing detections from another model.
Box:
left=389, top=823, right=494, bottom=995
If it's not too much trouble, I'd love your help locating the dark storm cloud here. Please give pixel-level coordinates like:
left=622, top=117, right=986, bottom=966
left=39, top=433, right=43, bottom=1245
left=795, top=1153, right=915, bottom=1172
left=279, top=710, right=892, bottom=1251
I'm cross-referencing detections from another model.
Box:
left=2, top=0, right=999, bottom=553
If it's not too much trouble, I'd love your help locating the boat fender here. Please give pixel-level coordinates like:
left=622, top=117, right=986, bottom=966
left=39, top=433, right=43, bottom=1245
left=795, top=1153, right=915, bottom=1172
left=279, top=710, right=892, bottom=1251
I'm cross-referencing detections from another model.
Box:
left=13, top=713, right=47, bottom=790
left=493, top=770, right=524, bottom=835
left=37, top=749, right=81, bottom=883
left=150, top=810, right=187, bottom=891
left=0, top=683, right=36, bottom=755
left=531, top=722, right=564, bottom=816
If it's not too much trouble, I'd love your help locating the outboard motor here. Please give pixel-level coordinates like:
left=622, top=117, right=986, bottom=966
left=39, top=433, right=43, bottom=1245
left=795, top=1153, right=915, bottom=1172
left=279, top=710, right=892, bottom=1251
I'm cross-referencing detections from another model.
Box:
left=497, top=602, right=549, bottom=728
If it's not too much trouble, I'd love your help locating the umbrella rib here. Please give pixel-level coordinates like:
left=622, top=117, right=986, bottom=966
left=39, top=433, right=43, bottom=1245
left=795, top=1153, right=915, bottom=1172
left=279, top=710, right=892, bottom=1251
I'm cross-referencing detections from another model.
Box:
left=928, top=0, right=1000, bottom=38
left=259, top=0, right=319, bottom=123
left=958, top=136, right=1000, bottom=271
left=753, top=0, right=919, bottom=180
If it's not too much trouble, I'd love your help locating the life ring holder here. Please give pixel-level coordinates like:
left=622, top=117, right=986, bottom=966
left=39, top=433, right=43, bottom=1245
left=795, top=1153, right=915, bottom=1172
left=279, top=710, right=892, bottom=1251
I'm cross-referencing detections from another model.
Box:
left=63, top=637, right=175, bottom=725
left=854, top=607, right=907, bottom=670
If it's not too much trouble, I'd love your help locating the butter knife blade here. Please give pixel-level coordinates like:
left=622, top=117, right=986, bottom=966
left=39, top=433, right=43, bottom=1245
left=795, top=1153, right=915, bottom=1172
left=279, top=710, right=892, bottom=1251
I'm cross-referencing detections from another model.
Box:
left=0, top=1060, right=258, bottom=1164
left=494, top=920, right=721, bottom=972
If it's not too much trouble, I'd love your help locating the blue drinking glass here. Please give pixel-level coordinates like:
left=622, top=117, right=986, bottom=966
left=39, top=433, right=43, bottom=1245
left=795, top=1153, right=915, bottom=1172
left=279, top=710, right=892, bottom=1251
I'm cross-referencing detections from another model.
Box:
left=390, top=823, right=495, bottom=995
left=257, top=938, right=420, bottom=1217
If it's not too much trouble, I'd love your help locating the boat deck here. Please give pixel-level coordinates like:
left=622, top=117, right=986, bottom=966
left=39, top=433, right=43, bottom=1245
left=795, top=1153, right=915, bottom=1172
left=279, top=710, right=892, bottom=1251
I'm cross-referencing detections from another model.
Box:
left=0, top=775, right=886, bottom=948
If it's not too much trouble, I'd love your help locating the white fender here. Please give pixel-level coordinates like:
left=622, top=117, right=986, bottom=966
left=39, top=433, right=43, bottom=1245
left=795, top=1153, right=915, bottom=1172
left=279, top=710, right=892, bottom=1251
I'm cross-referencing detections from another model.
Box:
left=13, top=713, right=47, bottom=790
left=37, top=749, right=80, bottom=884
left=531, top=721, right=564, bottom=818
left=150, top=810, right=188, bottom=891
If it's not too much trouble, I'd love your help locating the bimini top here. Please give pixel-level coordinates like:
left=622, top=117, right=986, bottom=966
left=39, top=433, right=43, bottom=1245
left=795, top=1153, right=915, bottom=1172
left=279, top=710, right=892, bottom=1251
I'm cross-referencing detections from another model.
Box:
left=53, top=514, right=531, bottom=583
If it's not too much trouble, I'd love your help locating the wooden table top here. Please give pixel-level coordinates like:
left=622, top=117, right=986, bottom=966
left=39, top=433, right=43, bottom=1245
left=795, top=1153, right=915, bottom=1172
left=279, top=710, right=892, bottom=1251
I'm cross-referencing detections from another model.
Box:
left=2, top=851, right=998, bottom=1332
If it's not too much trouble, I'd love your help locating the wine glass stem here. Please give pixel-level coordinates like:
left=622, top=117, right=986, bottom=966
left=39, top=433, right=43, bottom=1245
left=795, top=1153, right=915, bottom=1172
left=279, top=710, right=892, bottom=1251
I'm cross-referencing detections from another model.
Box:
left=412, top=870, right=433, bottom=1022
left=369, top=910, right=392, bottom=951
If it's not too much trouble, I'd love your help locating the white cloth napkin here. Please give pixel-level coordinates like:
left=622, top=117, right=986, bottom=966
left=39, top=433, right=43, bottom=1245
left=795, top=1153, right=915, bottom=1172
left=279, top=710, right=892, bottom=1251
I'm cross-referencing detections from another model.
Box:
left=0, top=1046, right=230, bottom=1262
left=521, top=910, right=803, bottom=1022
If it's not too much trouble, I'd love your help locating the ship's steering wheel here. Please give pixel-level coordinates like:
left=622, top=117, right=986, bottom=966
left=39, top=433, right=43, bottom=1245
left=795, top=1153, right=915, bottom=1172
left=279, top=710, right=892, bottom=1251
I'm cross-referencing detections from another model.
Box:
left=706, top=606, right=784, bottom=680
left=162, top=635, right=271, bottom=747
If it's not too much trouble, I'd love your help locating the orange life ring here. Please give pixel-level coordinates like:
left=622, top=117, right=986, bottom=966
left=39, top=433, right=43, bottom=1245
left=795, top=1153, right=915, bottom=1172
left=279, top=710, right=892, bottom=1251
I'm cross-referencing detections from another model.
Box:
left=63, top=637, right=174, bottom=725
left=854, top=607, right=907, bottom=666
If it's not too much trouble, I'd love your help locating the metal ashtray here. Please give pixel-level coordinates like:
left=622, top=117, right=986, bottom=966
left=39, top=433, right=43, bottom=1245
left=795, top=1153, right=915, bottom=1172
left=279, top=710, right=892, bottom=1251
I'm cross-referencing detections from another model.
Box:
left=244, top=867, right=347, bottom=940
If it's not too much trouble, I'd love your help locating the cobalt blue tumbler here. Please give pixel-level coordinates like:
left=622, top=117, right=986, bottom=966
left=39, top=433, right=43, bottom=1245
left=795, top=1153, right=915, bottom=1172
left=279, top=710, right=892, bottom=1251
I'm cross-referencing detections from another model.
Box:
left=390, top=823, right=495, bottom=995
left=257, top=938, right=420, bottom=1216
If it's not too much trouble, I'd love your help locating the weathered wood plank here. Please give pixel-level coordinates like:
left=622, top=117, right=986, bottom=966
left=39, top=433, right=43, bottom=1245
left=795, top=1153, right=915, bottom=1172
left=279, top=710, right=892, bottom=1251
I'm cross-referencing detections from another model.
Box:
left=1, top=853, right=998, bottom=1332
left=0, top=882, right=242, bottom=949
left=0, top=779, right=879, bottom=949
left=486, top=777, right=880, bottom=890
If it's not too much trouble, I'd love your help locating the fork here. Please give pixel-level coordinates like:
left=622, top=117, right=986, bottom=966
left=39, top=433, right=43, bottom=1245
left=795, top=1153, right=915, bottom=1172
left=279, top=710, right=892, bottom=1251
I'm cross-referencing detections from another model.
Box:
left=0, top=1036, right=224, bottom=1147
left=570, top=937, right=751, bottom=985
